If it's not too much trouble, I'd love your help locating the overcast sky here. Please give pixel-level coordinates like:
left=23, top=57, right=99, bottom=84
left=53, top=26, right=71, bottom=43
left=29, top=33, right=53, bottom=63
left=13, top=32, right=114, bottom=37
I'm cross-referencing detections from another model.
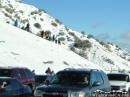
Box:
left=21, top=0, right=130, bottom=53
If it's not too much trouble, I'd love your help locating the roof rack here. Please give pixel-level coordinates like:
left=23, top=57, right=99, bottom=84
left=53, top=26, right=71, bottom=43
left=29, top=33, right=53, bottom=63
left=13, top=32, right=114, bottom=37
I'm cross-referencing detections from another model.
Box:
left=0, top=66, right=27, bottom=69
left=64, top=68, right=76, bottom=70
left=90, top=69, right=103, bottom=72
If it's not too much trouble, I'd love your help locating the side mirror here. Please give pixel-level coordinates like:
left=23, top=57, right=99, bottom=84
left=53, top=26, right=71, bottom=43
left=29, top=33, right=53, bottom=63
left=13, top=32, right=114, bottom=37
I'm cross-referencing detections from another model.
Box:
left=93, top=81, right=100, bottom=86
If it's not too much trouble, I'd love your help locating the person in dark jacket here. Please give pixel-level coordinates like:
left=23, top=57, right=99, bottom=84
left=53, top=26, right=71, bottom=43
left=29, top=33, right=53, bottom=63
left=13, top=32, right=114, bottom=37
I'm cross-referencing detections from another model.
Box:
left=45, top=67, right=51, bottom=75
left=52, top=34, right=55, bottom=42
left=25, top=22, right=30, bottom=31
left=14, top=19, right=18, bottom=27
left=41, top=30, right=45, bottom=38
left=58, top=40, right=61, bottom=45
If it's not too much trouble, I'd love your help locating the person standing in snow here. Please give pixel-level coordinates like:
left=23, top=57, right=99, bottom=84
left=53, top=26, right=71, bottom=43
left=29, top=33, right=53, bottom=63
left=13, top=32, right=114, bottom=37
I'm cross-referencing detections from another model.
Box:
left=41, top=30, right=45, bottom=38
left=45, top=67, right=51, bottom=75
left=25, top=22, right=30, bottom=32
left=58, top=39, right=61, bottom=45
left=14, top=19, right=18, bottom=27
left=52, top=34, right=55, bottom=42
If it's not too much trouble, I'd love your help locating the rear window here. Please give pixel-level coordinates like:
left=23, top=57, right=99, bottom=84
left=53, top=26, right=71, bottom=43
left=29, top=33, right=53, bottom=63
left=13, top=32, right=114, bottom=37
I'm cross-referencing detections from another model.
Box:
left=107, top=74, right=129, bottom=81
left=0, top=69, right=11, bottom=77
left=35, top=76, right=47, bottom=82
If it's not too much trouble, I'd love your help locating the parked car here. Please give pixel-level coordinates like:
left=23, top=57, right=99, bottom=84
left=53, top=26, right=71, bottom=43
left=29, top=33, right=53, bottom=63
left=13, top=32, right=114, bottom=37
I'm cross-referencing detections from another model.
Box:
left=34, top=74, right=53, bottom=88
left=107, top=73, right=130, bottom=93
left=34, top=68, right=111, bottom=97
left=0, top=66, right=35, bottom=91
left=0, top=77, right=33, bottom=97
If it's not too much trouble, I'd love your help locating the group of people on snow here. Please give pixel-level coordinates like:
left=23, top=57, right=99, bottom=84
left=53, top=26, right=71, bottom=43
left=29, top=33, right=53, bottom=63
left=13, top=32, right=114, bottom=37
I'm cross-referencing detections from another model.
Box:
left=14, top=19, right=31, bottom=32
left=13, top=19, right=61, bottom=45
left=41, top=30, right=61, bottom=45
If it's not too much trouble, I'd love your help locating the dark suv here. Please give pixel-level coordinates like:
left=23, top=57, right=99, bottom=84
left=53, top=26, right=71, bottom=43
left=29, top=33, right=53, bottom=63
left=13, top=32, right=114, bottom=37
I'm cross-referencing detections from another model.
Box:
left=34, top=68, right=111, bottom=97
left=0, top=66, right=35, bottom=91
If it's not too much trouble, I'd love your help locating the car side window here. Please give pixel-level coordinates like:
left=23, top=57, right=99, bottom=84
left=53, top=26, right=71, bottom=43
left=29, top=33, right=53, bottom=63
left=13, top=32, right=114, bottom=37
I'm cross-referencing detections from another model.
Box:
left=4, top=80, right=12, bottom=91
left=11, top=79, right=23, bottom=90
left=96, top=73, right=103, bottom=84
left=12, top=69, right=19, bottom=79
left=25, top=69, right=34, bottom=78
left=101, top=73, right=109, bottom=84
left=91, top=72, right=98, bottom=85
left=19, top=69, right=26, bottom=79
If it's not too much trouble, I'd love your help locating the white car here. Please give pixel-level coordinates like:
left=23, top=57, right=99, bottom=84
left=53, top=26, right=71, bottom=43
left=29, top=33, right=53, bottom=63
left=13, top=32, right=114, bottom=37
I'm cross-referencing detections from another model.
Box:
left=107, top=73, right=130, bottom=92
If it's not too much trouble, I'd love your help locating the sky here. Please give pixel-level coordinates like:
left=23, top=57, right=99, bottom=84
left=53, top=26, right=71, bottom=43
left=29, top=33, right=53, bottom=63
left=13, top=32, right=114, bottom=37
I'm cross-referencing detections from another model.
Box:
left=21, top=0, right=130, bottom=52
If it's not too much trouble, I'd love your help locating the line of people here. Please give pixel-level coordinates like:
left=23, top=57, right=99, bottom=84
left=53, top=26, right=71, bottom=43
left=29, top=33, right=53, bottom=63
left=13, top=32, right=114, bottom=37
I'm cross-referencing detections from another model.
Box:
left=41, top=30, right=61, bottom=45
left=14, top=19, right=31, bottom=32
left=14, top=19, right=61, bottom=45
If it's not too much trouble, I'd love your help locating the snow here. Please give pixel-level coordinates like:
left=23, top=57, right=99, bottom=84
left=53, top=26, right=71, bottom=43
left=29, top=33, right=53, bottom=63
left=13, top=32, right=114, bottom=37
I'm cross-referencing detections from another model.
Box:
left=0, top=22, right=103, bottom=74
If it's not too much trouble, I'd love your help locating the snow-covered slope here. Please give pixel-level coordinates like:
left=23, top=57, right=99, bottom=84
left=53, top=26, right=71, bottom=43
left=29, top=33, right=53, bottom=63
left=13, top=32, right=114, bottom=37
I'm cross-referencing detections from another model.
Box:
left=0, top=22, right=103, bottom=74
left=0, top=0, right=130, bottom=73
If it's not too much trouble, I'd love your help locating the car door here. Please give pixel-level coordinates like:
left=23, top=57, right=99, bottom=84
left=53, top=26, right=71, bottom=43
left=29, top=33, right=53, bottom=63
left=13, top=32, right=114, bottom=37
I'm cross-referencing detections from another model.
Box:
left=18, top=69, right=27, bottom=85
left=95, top=72, right=106, bottom=91
left=10, top=79, right=26, bottom=97
left=89, top=72, right=101, bottom=91
left=25, top=69, right=34, bottom=86
left=0, top=80, right=13, bottom=97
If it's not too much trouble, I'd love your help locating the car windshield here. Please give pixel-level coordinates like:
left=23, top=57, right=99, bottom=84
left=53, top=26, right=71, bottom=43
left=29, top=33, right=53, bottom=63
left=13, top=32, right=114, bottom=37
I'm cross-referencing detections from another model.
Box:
left=107, top=74, right=129, bottom=81
left=50, top=72, right=90, bottom=85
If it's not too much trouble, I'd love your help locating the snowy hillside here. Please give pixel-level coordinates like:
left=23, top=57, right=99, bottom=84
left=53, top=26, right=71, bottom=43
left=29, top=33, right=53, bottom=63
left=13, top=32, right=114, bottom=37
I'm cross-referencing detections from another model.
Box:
left=0, top=22, right=103, bottom=74
left=0, top=0, right=130, bottom=73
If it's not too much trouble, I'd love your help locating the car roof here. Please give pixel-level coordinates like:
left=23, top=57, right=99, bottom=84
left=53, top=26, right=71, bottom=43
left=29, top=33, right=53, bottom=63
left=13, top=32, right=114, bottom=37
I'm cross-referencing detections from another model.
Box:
left=34, top=74, right=52, bottom=77
left=58, top=68, right=104, bottom=73
left=107, top=73, right=130, bottom=75
left=0, top=66, right=28, bottom=69
left=0, top=77, right=14, bottom=79
left=34, top=75, right=47, bottom=76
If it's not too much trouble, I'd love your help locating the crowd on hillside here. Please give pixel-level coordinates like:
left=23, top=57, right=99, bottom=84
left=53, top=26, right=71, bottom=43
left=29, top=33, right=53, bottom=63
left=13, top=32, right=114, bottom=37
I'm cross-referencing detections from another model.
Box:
left=14, top=19, right=61, bottom=45
left=14, top=19, right=31, bottom=32
left=13, top=19, right=60, bottom=76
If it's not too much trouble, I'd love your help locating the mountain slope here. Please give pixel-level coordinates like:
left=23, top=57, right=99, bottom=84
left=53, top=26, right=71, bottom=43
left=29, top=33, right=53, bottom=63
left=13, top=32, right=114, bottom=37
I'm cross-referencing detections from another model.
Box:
left=0, top=0, right=130, bottom=72
left=0, top=22, right=103, bottom=74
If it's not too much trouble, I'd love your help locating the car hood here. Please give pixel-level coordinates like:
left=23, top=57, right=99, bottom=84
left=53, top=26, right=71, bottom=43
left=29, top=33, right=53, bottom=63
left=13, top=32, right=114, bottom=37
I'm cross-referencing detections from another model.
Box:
left=37, top=84, right=88, bottom=91
left=109, top=80, right=127, bottom=86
